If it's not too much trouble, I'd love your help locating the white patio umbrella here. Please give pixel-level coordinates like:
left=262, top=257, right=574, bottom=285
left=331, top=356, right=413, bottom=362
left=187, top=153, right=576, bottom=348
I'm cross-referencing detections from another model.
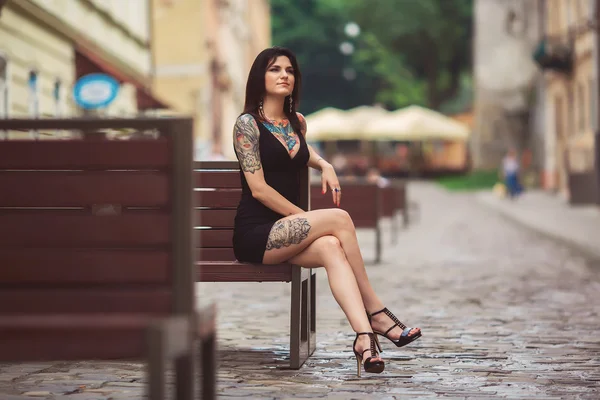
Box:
left=304, top=107, right=348, bottom=141
left=363, top=105, right=470, bottom=142
left=305, top=105, right=389, bottom=141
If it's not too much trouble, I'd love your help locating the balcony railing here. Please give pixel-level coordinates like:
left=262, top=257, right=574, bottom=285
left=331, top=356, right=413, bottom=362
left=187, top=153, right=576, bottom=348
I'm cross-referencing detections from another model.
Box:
left=532, top=36, right=573, bottom=74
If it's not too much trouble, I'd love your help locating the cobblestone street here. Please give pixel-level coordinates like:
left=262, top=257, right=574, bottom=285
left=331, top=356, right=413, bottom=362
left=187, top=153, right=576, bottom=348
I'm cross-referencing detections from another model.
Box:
left=1, top=182, right=599, bottom=399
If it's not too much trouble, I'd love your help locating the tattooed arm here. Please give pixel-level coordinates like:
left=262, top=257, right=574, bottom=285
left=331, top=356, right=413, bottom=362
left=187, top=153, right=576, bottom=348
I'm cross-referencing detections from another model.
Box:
left=233, top=114, right=305, bottom=216
left=297, top=112, right=332, bottom=172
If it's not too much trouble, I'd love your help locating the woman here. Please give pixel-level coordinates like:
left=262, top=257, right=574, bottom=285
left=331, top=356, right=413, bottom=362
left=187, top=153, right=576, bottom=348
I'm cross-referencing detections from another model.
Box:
left=232, top=47, right=421, bottom=376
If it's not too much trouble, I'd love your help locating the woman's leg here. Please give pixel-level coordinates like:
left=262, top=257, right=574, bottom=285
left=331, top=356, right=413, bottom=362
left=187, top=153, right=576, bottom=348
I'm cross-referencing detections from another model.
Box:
left=262, top=208, right=419, bottom=340
left=262, top=209, right=380, bottom=310
left=284, top=234, right=381, bottom=362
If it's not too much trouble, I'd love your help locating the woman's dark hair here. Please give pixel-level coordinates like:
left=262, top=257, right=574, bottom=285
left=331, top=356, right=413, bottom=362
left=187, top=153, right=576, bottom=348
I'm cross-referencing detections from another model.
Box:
left=241, top=46, right=303, bottom=135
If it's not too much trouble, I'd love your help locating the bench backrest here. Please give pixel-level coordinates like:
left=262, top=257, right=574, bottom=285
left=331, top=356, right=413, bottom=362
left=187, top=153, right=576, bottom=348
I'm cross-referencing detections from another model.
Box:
left=381, top=182, right=406, bottom=217
left=381, top=185, right=396, bottom=218
left=310, top=181, right=380, bottom=228
left=0, top=119, right=194, bottom=336
left=195, top=161, right=309, bottom=262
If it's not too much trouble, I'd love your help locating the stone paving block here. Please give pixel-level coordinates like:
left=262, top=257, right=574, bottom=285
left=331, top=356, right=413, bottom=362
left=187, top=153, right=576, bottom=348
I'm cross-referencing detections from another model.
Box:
left=0, top=374, right=23, bottom=383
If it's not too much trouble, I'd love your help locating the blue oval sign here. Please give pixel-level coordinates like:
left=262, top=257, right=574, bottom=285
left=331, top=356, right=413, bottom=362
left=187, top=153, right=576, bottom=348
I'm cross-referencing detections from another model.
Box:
left=73, top=73, right=120, bottom=109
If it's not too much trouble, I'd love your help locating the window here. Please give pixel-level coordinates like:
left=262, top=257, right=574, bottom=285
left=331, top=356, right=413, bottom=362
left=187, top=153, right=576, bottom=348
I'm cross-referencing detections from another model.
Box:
left=567, top=84, right=574, bottom=136
left=555, top=94, right=564, bottom=140
left=577, top=82, right=585, bottom=132
left=28, top=69, right=39, bottom=117
left=590, top=77, right=596, bottom=131
left=0, top=52, right=8, bottom=119
left=53, top=78, right=62, bottom=116
left=575, top=0, right=583, bottom=22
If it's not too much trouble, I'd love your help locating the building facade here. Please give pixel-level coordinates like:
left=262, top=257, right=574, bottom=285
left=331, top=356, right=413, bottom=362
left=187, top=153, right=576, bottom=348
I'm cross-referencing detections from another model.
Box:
left=538, top=0, right=598, bottom=203
left=151, top=0, right=271, bottom=160
left=0, top=0, right=164, bottom=137
left=472, top=0, right=546, bottom=175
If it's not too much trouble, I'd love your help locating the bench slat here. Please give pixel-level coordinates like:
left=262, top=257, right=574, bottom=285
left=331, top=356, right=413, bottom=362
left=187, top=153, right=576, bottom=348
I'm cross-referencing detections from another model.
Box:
left=0, top=213, right=170, bottom=247
left=0, top=249, right=169, bottom=285
left=197, top=229, right=233, bottom=248
left=196, top=170, right=241, bottom=188
left=0, top=314, right=155, bottom=361
left=195, top=189, right=241, bottom=208
left=0, top=289, right=171, bottom=314
left=310, top=185, right=378, bottom=227
left=0, top=171, right=169, bottom=207
left=197, top=248, right=236, bottom=261
left=195, top=161, right=239, bottom=170
left=0, top=140, right=170, bottom=169
left=196, top=209, right=237, bottom=228
left=198, top=261, right=292, bottom=282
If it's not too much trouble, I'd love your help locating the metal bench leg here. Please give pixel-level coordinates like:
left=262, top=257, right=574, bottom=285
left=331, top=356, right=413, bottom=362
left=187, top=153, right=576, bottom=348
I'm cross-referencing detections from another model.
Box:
left=391, top=213, right=399, bottom=245
left=147, top=317, right=194, bottom=400
left=175, top=350, right=195, bottom=400
left=201, top=332, right=217, bottom=400
left=375, top=223, right=382, bottom=264
left=198, top=305, right=217, bottom=400
left=309, top=270, right=317, bottom=356
left=147, top=325, right=167, bottom=400
left=290, top=266, right=311, bottom=369
left=402, top=207, right=409, bottom=227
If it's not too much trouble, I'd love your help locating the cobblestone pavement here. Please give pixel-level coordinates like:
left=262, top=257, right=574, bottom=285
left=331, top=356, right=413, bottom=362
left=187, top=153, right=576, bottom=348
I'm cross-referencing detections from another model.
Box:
left=1, top=182, right=599, bottom=399
left=476, top=190, right=600, bottom=261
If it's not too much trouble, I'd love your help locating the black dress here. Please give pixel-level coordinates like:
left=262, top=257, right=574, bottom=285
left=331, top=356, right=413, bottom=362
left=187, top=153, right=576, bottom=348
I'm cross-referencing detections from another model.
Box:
left=232, top=115, right=310, bottom=263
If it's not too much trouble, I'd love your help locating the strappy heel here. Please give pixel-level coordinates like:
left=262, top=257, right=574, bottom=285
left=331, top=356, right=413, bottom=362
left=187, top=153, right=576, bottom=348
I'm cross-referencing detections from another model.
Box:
left=368, top=307, right=422, bottom=349
left=353, top=332, right=385, bottom=377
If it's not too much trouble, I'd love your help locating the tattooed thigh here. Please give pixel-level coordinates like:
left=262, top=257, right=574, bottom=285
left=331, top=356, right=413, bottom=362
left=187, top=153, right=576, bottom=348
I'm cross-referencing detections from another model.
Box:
left=266, top=218, right=311, bottom=250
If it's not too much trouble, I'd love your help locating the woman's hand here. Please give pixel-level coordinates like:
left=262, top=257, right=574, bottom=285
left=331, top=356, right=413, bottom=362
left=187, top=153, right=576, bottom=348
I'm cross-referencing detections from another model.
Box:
left=320, top=163, right=341, bottom=207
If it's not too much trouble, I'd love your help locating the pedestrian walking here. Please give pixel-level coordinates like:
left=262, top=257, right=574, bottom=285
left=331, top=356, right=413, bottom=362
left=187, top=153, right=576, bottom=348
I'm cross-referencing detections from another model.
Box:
left=502, top=148, right=523, bottom=199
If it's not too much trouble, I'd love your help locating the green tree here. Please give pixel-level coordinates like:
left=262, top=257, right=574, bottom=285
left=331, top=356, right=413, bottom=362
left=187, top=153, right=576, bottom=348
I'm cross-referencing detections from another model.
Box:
left=270, top=0, right=473, bottom=113
left=345, top=0, right=473, bottom=110
left=270, top=0, right=380, bottom=114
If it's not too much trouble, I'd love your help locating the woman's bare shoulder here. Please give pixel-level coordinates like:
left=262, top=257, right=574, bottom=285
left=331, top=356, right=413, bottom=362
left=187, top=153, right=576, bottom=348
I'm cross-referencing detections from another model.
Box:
left=295, top=112, right=307, bottom=135
left=236, top=113, right=258, bottom=125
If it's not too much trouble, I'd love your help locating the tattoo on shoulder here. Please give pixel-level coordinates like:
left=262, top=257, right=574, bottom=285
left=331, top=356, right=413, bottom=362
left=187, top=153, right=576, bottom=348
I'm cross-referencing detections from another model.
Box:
left=234, top=115, right=262, bottom=173
left=266, top=218, right=311, bottom=250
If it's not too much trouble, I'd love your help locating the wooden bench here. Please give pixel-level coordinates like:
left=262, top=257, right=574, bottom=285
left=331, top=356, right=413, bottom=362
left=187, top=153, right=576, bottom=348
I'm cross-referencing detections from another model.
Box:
left=381, top=182, right=410, bottom=244
left=0, top=118, right=216, bottom=400
left=310, top=181, right=382, bottom=263
left=195, top=161, right=316, bottom=369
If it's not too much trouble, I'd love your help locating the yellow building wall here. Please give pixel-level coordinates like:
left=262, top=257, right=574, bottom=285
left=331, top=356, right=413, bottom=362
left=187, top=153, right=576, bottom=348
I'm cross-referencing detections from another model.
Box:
left=0, top=6, right=75, bottom=118
left=151, top=0, right=209, bottom=141
left=543, top=0, right=596, bottom=194
left=1, top=0, right=154, bottom=125
left=30, top=0, right=151, bottom=77
left=151, top=0, right=271, bottom=159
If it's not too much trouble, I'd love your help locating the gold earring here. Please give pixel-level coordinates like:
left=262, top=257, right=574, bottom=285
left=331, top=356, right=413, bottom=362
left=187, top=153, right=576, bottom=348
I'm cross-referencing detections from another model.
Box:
left=259, top=100, right=264, bottom=114
left=289, top=97, right=293, bottom=113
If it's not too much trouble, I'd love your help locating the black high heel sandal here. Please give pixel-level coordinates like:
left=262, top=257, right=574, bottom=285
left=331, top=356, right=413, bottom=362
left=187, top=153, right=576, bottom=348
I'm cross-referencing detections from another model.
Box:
left=353, top=332, right=385, bottom=377
left=368, top=307, right=422, bottom=350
